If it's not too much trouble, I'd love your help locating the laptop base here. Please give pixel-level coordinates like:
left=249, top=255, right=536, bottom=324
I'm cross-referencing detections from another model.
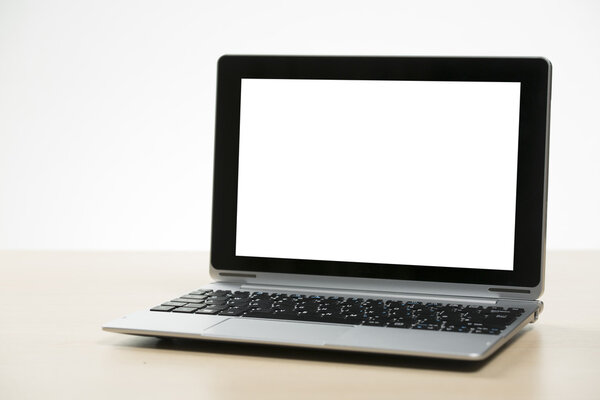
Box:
left=103, top=283, right=540, bottom=361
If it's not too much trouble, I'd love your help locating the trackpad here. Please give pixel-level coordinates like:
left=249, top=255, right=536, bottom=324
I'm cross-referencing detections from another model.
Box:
left=203, top=318, right=351, bottom=346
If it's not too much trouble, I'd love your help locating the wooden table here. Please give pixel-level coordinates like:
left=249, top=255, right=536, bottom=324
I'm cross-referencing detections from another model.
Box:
left=1, top=251, right=598, bottom=399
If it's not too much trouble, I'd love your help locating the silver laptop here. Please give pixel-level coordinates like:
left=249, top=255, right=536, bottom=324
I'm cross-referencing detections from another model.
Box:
left=103, top=55, right=552, bottom=361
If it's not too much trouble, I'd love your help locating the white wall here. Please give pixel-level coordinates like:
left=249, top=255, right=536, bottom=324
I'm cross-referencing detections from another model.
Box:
left=0, top=0, right=598, bottom=251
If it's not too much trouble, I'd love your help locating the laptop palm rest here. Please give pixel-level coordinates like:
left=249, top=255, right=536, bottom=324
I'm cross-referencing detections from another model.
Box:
left=203, top=317, right=494, bottom=356
left=203, top=318, right=351, bottom=346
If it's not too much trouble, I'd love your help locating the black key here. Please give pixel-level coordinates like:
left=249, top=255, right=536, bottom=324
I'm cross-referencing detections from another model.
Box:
left=311, top=315, right=359, bottom=325
left=418, top=317, right=441, bottom=325
left=189, top=289, right=212, bottom=295
left=328, top=317, right=363, bottom=325
left=442, top=325, right=471, bottom=333
left=251, top=292, right=271, bottom=299
left=218, top=307, right=247, bottom=316
left=464, top=315, right=487, bottom=324
left=205, top=299, right=227, bottom=305
left=386, top=302, right=404, bottom=309
left=173, top=298, right=204, bottom=304
left=196, top=306, right=227, bottom=315
left=212, top=290, right=232, bottom=297
left=249, top=306, right=276, bottom=313
left=273, top=310, right=303, bottom=319
left=185, top=303, right=207, bottom=309
left=295, top=304, right=318, bottom=312
left=151, top=305, right=175, bottom=312
left=390, top=308, right=411, bottom=317
left=488, top=309, right=512, bottom=315
left=487, top=314, right=516, bottom=325
left=472, top=327, right=502, bottom=335
left=389, top=321, right=412, bottom=329
left=445, top=303, right=463, bottom=309
left=440, top=318, right=463, bottom=326
left=363, top=319, right=387, bottom=327
left=227, top=299, right=251, bottom=306
left=466, top=305, right=484, bottom=311
left=296, top=312, right=326, bottom=322
left=207, top=295, right=230, bottom=301
left=296, top=312, right=349, bottom=324
left=343, top=317, right=364, bottom=325
left=249, top=299, right=272, bottom=306
left=172, top=307, right=199, bottom=313
left=181, top=295, right=206, bottom=300
left=265, top=312, right=301, bottom=321
left=161, top=301, right=188, bottom=307
left=232, top=297, right=251, bottom=303
left=244, top=310, right=278, bottom=319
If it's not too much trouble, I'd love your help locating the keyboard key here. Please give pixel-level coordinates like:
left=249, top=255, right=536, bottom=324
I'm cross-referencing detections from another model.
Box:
left=389, top=321, right=412, bottom=329
left=218, top=307, right=248, bottom=316
left=327, top=316, right=362, bottom=325
left=181, top=295, right=206, bottom=300
left=161, top=301, right=188, bottom=307
left=363, top=319, right=387, bottom=327
left=212, top=290, right=231, bottom=297
left=413, top=323, right=441, bottom=331
left=195, top=306, right=227, bottom=315
left=205, top=299, right=227, bottom=305
left=172, top=307, right=199, bottom=313
left=185, top=303, right=207, bottom=309
left=244, top=310, right=279, bottom=319
left=487, top=314, right=516, bottom=325
left=472, top=327, right=502, bottom=335
left=190, top=289, right=213, bottom=295
left=442, top=325, right=471, bottom=333
left=151, top=305, right=175, bottom=312
left=173, top=298, right=204, bottom=304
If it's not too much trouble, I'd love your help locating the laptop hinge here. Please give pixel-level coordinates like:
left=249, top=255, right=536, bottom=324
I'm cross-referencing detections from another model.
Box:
left=240, top=283, right=499, bottom=305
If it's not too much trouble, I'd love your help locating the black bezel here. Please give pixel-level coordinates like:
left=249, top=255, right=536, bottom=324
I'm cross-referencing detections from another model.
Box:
left=211, top=55, right=551, bottom=288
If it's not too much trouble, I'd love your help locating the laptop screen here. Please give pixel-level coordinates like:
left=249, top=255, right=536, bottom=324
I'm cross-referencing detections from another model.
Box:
left=236, top=78, right=521, bottom=271
left=211, top=56, right=550, bottom=288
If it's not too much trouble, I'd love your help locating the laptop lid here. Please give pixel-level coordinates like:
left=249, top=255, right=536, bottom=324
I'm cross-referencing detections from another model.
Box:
left=210, top=56, right=551, bottom=300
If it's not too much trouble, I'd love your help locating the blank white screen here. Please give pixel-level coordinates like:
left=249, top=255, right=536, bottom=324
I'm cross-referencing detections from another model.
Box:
left=236, top=79, right=521, bottom=271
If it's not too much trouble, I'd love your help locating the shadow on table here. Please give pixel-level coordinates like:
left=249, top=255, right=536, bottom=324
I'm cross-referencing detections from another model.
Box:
left=110, top=327, right=532, bottom=372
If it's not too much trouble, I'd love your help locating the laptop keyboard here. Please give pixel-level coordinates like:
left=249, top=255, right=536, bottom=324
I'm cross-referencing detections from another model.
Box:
left=150, top=289, right=525, bottom=335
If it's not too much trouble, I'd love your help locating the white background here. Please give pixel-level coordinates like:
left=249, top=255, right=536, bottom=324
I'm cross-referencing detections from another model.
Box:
left=236, top=79, right=520, bottom=270
left=0, top=0, right=599, bottom=251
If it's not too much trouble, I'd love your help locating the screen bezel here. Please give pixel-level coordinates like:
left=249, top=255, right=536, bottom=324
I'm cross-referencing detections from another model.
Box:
left=211, top=55, right=551, bottom=288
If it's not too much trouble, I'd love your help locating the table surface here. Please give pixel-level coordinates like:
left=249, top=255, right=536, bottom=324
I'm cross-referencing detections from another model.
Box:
left=1, top=251, right=599, bottom=399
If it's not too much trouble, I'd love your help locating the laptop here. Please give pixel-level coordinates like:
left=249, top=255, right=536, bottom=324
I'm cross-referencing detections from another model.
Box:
left=103, top=55, right=552, bottom=361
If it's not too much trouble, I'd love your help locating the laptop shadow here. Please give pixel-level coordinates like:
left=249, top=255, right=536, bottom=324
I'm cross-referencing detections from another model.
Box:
left=112, top=328, right=529, bottom=372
